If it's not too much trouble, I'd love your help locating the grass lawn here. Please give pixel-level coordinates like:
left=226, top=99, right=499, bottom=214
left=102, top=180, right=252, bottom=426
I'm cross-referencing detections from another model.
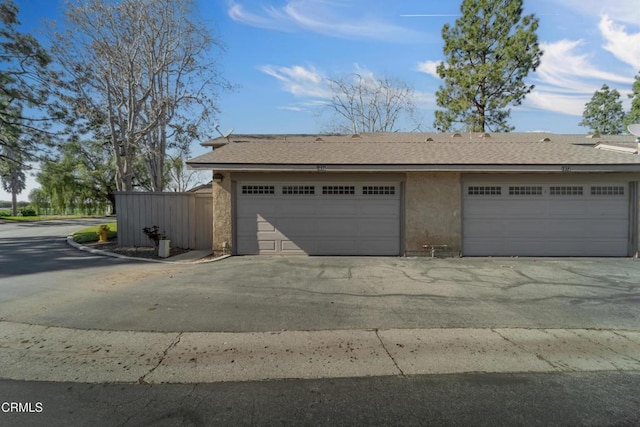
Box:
left=0, top=215, right=108, bottom=222
left=72, top=222, right=118, bottom=244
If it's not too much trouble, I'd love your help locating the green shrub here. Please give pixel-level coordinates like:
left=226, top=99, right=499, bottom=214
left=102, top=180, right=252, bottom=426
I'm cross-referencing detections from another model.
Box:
left=0, top=209, right=11, bottom=216
left=19, top=207, right=36, bottom=217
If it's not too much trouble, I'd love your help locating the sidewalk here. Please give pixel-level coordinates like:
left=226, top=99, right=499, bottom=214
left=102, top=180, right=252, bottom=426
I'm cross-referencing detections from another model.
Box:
left=1, top=321, right=639, bottom=384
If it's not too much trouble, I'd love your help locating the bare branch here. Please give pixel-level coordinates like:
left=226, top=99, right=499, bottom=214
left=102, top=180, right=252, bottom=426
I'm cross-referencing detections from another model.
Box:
left=49, top=0, right=228, bottom=191
left=323, top=73, right=415, bottom=133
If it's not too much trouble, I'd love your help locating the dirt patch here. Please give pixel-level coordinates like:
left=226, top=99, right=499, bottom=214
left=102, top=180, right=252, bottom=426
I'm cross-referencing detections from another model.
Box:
left=84, top=240, right=189, bottom=260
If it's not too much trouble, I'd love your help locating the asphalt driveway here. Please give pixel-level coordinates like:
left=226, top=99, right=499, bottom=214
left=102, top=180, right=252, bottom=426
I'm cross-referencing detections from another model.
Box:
left=1, top=220, right=638, bottom=332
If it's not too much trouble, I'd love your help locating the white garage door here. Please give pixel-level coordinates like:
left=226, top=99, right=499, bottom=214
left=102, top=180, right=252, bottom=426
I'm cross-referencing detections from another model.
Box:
left=463, top=181, right=630, bottom=256
left=236, top=182, right=400, bottom=255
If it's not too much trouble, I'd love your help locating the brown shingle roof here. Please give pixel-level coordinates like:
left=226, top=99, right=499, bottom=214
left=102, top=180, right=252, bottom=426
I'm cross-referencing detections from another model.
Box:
left=188, top=133, right=640, bottom=171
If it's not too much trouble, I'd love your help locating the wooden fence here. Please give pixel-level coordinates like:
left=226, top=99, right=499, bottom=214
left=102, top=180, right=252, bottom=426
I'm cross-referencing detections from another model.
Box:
left=115, top=192, right=212, bottom=249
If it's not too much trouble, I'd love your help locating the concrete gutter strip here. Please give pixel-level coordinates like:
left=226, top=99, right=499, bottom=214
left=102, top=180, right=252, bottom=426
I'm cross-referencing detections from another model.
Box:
left=1, top=321, right=639, bottom=384
left=66, top=236, right=229, bottom=264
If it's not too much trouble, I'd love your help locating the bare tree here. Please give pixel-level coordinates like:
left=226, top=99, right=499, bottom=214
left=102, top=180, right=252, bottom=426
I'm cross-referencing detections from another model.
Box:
left=50, top=0, right=227, bottom=191
left=165, top=153, right=209, bottom=192
left=324, top=74, right=416, bottom=133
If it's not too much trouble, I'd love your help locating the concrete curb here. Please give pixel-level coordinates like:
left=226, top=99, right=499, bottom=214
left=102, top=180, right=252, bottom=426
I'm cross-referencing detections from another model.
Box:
left=66, top=235, right=231, bottom=264
left=1, top=321, right=639, bottom=384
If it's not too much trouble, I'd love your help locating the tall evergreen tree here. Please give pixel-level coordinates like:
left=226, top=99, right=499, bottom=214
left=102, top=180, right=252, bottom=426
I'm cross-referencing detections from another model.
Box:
left=625, top=73, right=640, bottom=127
left=433, top=0, right=542, bottom=132
left=580, top=84, right=625, bottom=135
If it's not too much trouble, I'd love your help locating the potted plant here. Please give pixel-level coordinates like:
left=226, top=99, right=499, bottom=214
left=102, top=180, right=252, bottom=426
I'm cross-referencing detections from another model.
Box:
left=96, top=224, right=111, bottom=243
left=142, top=225, right=170, bottom=258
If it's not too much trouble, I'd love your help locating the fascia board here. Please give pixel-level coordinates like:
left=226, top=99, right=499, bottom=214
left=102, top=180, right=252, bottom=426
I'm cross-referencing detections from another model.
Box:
left=187, top=163, right=640, bottom=173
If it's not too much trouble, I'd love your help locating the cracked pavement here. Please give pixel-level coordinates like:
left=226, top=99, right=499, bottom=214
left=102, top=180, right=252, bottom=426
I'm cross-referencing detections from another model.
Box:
left=1, top=253, right=639, bottom=332
left=1, top=220, right=640, bottom=385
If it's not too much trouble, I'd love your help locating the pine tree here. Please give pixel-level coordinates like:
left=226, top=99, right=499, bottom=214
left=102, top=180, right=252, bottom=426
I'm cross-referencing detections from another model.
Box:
left=580, top=84, right=625, bottom=135
left=625, top=73, right=640, bottom=127
left=433, top=0, right=542, bottom=133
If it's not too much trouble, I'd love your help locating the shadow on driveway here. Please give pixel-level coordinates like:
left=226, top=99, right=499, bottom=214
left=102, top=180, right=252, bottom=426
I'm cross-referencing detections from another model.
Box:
left=0, top=234, right=136, bottom=278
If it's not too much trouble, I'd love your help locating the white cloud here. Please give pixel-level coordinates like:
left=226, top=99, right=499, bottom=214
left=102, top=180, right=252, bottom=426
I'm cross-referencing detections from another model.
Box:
left=277, top=100, right=331, bottom=113
left=416, top=60, right=440, bottom=78
left=556, top=0, right=640, bottom=26
left=228, top=0, right=429, bottom=42
left=524, top=38, right=635, bottom=116
left=537, top=39, right=633, bottom=89
left=227, top=3, right=291, bottom=31
left=599, top=15, right=640, bottom=70
left=278, top=106, right=307, bottom=112
left=258, top=64, right=332, bottom=99
left=259, top=64, right=430, bottom=114
left=524, top=90, right=587, bottom=116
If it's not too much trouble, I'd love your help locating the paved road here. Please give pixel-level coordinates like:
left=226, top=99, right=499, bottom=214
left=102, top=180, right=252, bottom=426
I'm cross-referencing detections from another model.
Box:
left=1, top=219, right=639, bottom=332
left=2, top=372, right=639, bottom=426
left=2, top=219, right=640, bottom=425
left=0, top=218, right=135, bottom=277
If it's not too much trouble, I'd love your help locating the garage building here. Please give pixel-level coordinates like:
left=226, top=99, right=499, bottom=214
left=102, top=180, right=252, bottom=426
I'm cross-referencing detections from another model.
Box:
left=187, top=133, right=640, bottom=257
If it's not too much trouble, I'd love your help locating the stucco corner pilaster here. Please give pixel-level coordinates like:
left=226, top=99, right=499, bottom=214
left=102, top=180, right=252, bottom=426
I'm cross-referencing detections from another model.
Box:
left=212, top=172, right=232, bottom=253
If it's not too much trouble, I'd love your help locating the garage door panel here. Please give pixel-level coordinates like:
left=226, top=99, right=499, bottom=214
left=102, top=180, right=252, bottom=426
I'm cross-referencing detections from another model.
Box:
left=237, top=181, right=400, bottom=255
left=280, top=202, right=318, bottom=216
left=584, top=202, right=628, bottom=217
left=466, top=220, right=555, bottom=238
left=276, top=218, right=321, bottom=235
left=466, top=201, right=546, bottom=217
left=256, top=220, right=276, bottom=232
left=463, top=180, right=630, bottom=256
left=546, top=201, right=593, bottom=216
left=316, top=202, right=359, bottom=215
left=358, top=219, right=400, bottom=235
left=316, top=239, right=357, bottom=254
left=573, top=220, right=628, bottom=237
left=314, top=219, right=361, bottom=235
left=281, top=239, right=307, bottom=253
left=464, top=237, right=627, bottom=257
left=358, top=200, right=400, bottom=215
left=358, top=238, right=399, bottom=254
left=258, top=240, right=276, bottom=251
left=237, top=197, right=278, bottom=211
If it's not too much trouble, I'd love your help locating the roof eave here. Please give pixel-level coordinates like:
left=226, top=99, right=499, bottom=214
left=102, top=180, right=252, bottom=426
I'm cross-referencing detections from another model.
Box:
left=186, top=163, right=640, bottom=173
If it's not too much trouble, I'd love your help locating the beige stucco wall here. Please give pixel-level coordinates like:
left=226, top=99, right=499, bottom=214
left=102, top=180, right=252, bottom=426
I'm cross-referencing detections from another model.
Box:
left=404, top=172, right=462, bottom=256
left=212, top=172, right=232, bottom=254
left=209, top=170, right=639, bottom=257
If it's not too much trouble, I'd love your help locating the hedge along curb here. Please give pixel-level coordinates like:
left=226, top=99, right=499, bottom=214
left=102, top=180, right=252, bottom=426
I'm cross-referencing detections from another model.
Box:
left=66, top=235, right=231, bottom=265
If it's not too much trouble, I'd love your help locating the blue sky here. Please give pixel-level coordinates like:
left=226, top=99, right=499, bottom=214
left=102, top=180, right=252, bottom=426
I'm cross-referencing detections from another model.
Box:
left=3, top=0, right=640, bottom=201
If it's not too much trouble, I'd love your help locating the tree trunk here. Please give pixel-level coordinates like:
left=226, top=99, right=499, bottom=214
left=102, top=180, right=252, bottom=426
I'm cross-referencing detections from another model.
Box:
left=106, top=192, right=116, bottom=215
left=11, top=190, right=17, bottom=216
